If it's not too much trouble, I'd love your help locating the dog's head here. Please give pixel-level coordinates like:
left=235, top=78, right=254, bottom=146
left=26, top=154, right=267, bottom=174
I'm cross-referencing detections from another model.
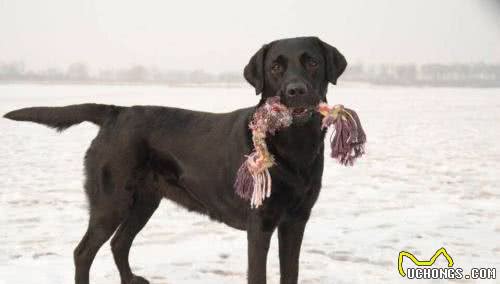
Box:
left=244, top=37, right=347, bottom=122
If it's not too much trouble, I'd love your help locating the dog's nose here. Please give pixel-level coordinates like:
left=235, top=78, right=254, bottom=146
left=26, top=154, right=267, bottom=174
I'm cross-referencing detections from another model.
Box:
left=285, top=82, right=307, bottom=97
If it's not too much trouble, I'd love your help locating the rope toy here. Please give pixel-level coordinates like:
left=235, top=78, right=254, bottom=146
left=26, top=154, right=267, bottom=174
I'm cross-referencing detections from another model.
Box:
left=234, top=96, right=366, bottom=208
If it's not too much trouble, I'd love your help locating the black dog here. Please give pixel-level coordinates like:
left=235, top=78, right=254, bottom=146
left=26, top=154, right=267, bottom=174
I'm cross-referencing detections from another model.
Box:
left=4, top=37, right=347, bottom=284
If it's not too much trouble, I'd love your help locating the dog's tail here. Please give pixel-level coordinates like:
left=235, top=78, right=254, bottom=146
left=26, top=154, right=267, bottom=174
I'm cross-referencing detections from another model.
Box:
left=3, top=103, right=122, bottom=131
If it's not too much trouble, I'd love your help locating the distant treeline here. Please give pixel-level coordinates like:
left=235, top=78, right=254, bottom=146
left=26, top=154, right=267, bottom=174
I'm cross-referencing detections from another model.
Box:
left=1, top=61, right=499, bottom=87
left=344, top=63, right=500, bottom=87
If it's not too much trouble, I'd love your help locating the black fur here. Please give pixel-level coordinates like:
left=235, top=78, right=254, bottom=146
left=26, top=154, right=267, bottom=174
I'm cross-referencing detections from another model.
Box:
left=4, top=36, right=347, bottom=284
left=4, top=103, right=122, bottom=131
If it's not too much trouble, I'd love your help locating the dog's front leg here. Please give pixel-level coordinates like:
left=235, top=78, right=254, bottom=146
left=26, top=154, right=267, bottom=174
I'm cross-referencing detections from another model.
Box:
left=278, top=217, right=308, bottom=284
left=247, top=213, right=275, bottom=284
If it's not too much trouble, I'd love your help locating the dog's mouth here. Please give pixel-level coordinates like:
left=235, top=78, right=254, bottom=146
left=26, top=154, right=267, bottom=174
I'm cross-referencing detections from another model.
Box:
left=290, top=106, right=315, bottom=122
left=278, top=89, right=321, bottom=121
left=291, top=107, right=307, bottom=115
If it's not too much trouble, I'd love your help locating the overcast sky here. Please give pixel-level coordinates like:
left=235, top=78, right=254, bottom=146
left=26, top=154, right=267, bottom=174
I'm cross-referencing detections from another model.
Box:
left=1, top=0, right=499, bottom=72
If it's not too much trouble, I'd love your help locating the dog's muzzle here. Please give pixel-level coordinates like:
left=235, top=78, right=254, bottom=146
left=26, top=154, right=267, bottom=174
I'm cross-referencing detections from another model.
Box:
left=280, top=82, right=320, bottom=122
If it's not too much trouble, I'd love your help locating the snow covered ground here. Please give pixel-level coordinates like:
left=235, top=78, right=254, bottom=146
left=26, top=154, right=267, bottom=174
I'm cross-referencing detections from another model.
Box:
left=0, top=84, right=499, bottom=284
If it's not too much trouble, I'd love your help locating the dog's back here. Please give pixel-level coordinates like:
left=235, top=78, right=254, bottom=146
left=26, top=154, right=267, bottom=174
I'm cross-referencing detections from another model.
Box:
left=4, top=104, right=255, bottom=224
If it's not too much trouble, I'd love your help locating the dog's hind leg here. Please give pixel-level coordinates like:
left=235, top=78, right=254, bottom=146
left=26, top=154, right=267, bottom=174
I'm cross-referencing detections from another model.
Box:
left=110, top=186, right=161, bottom=284
left=74, top=212, right=123, bottom=284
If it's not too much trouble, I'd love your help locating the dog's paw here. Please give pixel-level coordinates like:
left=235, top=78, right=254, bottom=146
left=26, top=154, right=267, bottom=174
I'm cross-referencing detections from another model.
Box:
left=128, top=275, right=150, bottom=284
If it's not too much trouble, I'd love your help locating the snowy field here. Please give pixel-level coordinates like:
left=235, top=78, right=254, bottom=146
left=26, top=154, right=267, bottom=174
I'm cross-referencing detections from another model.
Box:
left=0, top=84, right=499, bottom=284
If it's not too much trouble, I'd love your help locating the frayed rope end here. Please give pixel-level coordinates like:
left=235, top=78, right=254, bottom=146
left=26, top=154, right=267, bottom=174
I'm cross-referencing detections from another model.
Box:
left=234, top=160, right=272, bottom=208
left=320, top=104, right=366, bottom=166
left=234, top=160, right=254, bottom=201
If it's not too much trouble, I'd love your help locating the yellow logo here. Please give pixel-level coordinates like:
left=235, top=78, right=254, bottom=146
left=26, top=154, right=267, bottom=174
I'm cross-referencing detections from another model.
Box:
left=398, top=247, right=454, bottom=277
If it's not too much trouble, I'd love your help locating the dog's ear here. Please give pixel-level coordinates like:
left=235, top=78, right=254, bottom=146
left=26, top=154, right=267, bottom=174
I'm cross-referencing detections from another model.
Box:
left=244, top=44, right=268, bottom=95
left=318, top=39, right=347, bottom=85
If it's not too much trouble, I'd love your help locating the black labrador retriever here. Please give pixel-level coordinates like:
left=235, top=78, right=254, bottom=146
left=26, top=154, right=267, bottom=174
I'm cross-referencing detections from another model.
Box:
left=4, top=36, right=347, bottom=284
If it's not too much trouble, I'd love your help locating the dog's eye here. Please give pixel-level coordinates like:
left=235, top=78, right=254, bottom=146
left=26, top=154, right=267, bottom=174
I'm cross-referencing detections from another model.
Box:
left=271, top=63, right=282, bottom=73
left=307, top=59, right=319, bottom=68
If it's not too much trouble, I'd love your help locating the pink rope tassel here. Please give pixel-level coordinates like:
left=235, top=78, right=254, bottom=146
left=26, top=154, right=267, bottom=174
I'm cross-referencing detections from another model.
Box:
left=234, top=152, right=273, bottom=208
left=234, top=160, right=255, bottom=200
left=319, top=104, right=366, bottom=166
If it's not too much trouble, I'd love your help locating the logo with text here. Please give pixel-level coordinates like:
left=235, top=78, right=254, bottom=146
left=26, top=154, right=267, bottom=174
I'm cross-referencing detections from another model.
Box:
left=398, top=247, right=496, bottom=280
